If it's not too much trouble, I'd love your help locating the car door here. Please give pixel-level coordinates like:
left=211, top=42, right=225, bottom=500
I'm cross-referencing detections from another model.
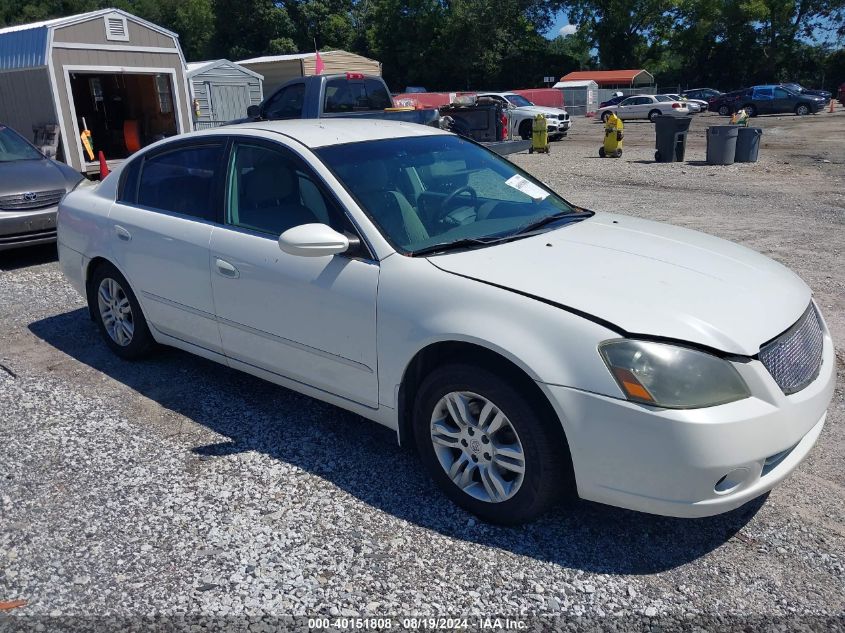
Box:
left=752, top=87, right=773, bottom=114
left=209, top=138, right=380, bottom=407
left=772, top=87, right=794, bottom=113
left=616, top=97, right=638, bottom=120
left=108, top=139, right=226, bottom=353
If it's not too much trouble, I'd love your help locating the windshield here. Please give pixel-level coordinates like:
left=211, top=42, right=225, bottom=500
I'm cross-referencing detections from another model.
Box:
left=0, top=125, right=43, bottom=162
left=317, top=135, right=580, bottom=254
left=655, top=95, right=674, bottom=102
left=505, top=94, right=534, bottom=107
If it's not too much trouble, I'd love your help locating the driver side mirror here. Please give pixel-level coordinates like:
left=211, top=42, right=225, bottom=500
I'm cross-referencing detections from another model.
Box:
left=278, top=223, right=350, bottom=257
left=247, top=104, right=261, bottom=119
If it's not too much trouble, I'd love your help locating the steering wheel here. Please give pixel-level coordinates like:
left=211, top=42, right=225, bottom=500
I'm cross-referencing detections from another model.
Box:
left=441, top=185, right=478, bottom=214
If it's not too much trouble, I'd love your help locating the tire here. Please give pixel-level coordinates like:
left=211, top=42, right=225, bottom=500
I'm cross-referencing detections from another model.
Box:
left=599, top=146, right=606, bottom=158
left=718, top=105, right=730, bottom=116
left=413, top=364, right=571, bottom=525
left=88, top=262, right=154, bottom=360
left=519, top=120, right=532, bottom=141
left=655, top=150, right=661, bottom=162
left=615, top=149, right=623, bottom=158
left=744, top=104, right=757, bottom=117
left=795, top=104, right=810, bottom=116
left=601, top=111, right=611, bottom=123
left=648, top=109, right=661, bottom=122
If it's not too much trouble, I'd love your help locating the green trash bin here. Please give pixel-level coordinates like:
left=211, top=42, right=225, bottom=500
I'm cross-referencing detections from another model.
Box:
left=706, top=126, right=739, bottom=165
left=735, top=127, right=762, bottom=163
left=654, top=116, right=693, bottom=162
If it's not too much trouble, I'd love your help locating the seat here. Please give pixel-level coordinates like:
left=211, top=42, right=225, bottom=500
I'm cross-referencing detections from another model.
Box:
left=239, top=159, right=318, bottom=234
left=354, top=161, right=429, bottom=248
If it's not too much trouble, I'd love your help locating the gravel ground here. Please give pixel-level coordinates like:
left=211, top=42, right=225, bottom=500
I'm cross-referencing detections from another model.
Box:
left=1, top=109, right=844, bottom=632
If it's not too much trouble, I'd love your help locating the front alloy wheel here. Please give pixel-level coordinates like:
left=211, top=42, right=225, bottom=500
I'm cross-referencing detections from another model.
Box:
left=413, top=364, right=572, bottom=524
left=430, top=391, right=525, bottom=503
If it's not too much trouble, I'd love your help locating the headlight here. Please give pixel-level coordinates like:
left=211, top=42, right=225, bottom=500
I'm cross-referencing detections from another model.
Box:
left=599, top=340, right=750, bottom=409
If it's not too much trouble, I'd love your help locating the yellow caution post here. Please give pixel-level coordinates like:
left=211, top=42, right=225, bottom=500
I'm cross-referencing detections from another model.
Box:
left=528, top=114, right=549, bottom=154
left=599, top=112, right=623, bottom=158
left=80, top=117, right=94, bottom=162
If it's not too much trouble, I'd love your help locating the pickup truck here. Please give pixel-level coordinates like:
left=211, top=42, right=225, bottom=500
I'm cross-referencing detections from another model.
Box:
left=242, top=73, right=530, bottom=156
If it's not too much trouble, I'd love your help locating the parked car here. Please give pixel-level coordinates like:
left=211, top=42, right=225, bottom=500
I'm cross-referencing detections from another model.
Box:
left=476, top=92, right=571, bottom=140
left=0, top=123, right=85, bottom=252
left=708, top=89, right=751, bottom=116
left=597, top=94, right=689, bottom=122
left=839, top=82, right=845, bottom=105
left=782, top=83, right=831, bottom=102
left=57, top=119, right=835, bottom=523
left=737, top=85, right=827, bottom=117
left=599, top=93, right=626, bottom=109
left=663, top=94, right=704, bottom=113
left=242, top=74, right=528, bottom=156
left=682, top=88, right=721, bottom=101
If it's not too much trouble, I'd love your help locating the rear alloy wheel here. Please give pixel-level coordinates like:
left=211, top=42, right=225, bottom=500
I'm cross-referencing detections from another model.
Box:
left=795, top=104, right=810, bottom=116
left=413, top=364, right=571, bottom=524
left=648, top=109, right=661, bottom=122
left=745, top=104, right=757, bottom=117
left=519, top=120, right=532, bottom=140
left=599, top=146, right=606, bottom=158
left=90, top=263, right=154, bottom=360
left=718, top=105, right=730, bottom=116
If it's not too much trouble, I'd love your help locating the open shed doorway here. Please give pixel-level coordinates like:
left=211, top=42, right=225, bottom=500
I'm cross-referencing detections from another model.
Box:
left=68, top=71, right=179, bottom=163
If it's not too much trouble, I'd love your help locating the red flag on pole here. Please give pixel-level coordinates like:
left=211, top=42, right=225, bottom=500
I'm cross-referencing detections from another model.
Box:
left=315, top=49, right=325, bottom=75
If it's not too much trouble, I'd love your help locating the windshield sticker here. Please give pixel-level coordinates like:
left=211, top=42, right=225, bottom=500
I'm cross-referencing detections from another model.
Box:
left=505, top=174, right=550, bottom=200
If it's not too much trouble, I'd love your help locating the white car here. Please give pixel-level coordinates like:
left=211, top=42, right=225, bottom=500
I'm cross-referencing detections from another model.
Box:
left=664, top=93, right=707, bottom=113
left=58, top=120, right=834, bottom=524
left=597, top=94, right=690, bottom=122
left=477, top=92, right=571, bottom=140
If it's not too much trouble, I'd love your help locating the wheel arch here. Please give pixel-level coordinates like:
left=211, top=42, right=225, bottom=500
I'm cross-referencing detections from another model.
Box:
left=83, top=256, right=134, bottom=320
left=396, top=339, right=567, bottom=454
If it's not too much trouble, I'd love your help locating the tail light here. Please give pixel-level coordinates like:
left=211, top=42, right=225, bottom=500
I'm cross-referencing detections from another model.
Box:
left=345, top=72, right=364, bottom=80
left=500, top=112, right=508, bottom=140
left=671, top=102, right=681, bottom=109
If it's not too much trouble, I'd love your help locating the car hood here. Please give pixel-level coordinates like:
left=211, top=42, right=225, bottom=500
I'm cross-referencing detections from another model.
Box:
left=0, top=158, right=74, bottom=194
left=429, top=213, right=810, bottom=356
left=521, top=105, right=568, bottom=117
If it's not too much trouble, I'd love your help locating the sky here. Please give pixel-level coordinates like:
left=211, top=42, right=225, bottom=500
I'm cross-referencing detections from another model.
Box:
left=547, top=10, right=576, bottom=39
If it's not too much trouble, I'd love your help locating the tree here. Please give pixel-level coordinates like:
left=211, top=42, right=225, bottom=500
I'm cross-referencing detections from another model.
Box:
left=211, top=0, right=297, bottom=60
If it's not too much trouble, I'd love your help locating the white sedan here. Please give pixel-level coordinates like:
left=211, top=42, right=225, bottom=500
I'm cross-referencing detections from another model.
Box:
left=57, top=120, right=834, bottom=524
left=598, top=94, right=690, bottom=122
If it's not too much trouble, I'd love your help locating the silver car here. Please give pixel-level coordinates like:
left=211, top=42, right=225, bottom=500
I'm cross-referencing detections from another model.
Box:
left=0, top=123, right=84, bottom=251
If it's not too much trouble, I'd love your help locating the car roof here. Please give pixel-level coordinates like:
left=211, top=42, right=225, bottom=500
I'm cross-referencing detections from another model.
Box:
left=192, top=118, right=449, bottom=149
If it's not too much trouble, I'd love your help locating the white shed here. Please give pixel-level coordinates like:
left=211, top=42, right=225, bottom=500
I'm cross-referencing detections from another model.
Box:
left=187, top=59, right=264, bottom=129
left=238, top=50, right=382, bottom=95
left=552, top=80, right=599, bottom=116
left=0, top=8, right=193, bottom=173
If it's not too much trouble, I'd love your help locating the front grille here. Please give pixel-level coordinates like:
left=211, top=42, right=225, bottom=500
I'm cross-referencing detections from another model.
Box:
left=0, top=188, right=65, bottom=211
left=759, top=304, right=824, bottom=395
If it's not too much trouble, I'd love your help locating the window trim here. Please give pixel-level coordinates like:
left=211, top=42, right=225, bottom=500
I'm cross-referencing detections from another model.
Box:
left=120, top=137, right=229, bottom=224
left=222, top=136, right=376, bottom=261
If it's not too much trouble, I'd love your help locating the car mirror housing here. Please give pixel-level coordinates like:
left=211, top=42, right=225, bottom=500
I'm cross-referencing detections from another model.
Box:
left=278, top=223, right=350, bottom=257
left=247, top=104, right=261, bottom=119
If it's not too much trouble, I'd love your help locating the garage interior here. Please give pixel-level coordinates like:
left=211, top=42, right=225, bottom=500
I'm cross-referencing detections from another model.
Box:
left=68, top=71, right=178, bottom=161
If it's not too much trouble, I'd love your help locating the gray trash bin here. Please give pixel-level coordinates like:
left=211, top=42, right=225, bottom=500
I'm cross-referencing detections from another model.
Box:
left=735, top=127, right=762, bottom=163
left=706, top=126, right=739, bottom=165
left=654, top=116, right=693, bottom=162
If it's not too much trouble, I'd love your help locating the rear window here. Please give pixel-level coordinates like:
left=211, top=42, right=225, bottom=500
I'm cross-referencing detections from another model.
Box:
left=137, top=144, right=223, bottom=220
left=324, top=77, right=392, bottom=113
left=655, top=95, right=673, bottom=102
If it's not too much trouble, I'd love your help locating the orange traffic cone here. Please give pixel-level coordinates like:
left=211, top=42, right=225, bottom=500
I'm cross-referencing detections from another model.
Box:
left=98, top=151, right=109, bottom=178
left=830, top=99, right=835, bottom=113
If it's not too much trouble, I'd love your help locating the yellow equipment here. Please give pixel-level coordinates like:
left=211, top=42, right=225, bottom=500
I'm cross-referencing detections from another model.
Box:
left=528, top=114, right=549, bottom=154
left=80, top=116, right=95, bottom=162
left=599, top=112, right=623, bottom=158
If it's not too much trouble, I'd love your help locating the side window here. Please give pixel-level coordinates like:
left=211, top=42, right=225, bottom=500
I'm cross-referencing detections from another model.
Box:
left=137, top=144, right=223, bottom=220
left=118, top=156, right=142, bottom=204
left=619, top=98, right=635, bottom=106
left=754, top=88, right=773, bottom=100
left=264, top=83, right=305, bottom=119
left=774, top=88, right=789, bottom=99
left=226, top=142, right=345, bottom=236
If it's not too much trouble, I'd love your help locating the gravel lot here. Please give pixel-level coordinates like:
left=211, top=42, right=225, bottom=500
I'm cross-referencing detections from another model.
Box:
left=1, top=110, right=844, bottom=631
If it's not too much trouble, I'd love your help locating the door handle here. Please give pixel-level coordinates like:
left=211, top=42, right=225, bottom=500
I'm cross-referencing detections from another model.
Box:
left=114, top=225, right=131, bottom=241
left=215, top=257, right=239, bottom=279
